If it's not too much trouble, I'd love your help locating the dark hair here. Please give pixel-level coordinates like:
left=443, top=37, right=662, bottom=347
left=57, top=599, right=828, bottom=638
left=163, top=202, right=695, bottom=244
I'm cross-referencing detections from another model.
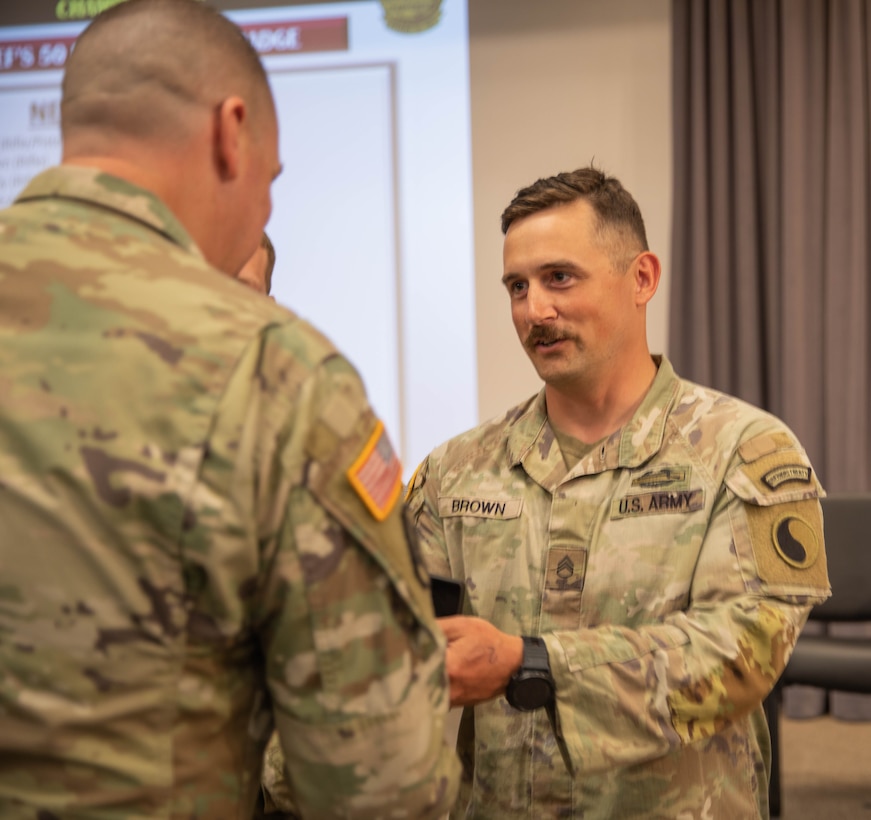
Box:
left=501, top=166, right=649, bottom=267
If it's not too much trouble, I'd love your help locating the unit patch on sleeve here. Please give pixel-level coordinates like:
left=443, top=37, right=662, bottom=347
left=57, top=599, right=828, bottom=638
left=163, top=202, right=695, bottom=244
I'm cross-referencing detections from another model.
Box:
left=772, top=513, right=820, bottom=568
left=745, top=498, right=828, bottom=589
left=346, top=420, right=402, bottom=521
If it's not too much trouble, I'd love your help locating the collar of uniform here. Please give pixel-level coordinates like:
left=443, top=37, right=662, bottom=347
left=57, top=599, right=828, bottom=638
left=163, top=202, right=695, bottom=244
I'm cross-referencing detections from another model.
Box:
left=617, top=354, right=680, bottom=465
left=506, top=390, right=569, bottom=491
left=14, top=165, right=203, bottom=259
left=506, top=355, right=681, bottom=490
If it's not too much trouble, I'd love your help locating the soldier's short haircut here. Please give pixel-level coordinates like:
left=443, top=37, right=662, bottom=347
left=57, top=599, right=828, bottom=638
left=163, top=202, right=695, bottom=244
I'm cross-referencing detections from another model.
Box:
left=62, top=0, right=272, bottom=143
left=500, top=165, right=649, bottom=269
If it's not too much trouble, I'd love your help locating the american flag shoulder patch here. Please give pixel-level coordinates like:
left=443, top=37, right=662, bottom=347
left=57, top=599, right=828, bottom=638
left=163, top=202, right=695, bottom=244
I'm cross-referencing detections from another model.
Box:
left=347, top=420, right=403, bottom=521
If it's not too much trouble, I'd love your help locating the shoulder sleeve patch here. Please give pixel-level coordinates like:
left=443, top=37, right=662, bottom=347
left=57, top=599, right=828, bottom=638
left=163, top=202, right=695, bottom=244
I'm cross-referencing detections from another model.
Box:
left=404, top=458, right=426, bottom=503
left=745, top=498, right=829, bottom=589
left=347, top=420, right=402, bottom=521
left=727, top=432, right=829, bottom=595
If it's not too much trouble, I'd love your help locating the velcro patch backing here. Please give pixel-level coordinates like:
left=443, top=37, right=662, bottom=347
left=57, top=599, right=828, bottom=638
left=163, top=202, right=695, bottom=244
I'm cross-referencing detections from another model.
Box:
left=737, top=431, right=795, bottom=463
left=346, top=420, right=402, bottom=521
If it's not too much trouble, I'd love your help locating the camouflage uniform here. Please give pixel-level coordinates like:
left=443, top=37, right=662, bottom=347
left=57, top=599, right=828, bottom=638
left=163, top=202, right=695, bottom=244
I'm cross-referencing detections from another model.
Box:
left=0, top=166, right=459, bottom=819
left=406, top=356, right=830, bottom=820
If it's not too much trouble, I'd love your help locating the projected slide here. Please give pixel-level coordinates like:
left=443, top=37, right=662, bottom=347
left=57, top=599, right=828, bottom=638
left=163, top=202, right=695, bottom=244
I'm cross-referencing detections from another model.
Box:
left=0, top=0, right=476, bottom=474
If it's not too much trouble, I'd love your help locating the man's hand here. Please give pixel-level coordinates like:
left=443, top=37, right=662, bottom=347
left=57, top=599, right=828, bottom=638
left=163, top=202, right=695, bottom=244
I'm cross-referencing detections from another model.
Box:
left=438, top=616, right=524, bottom=708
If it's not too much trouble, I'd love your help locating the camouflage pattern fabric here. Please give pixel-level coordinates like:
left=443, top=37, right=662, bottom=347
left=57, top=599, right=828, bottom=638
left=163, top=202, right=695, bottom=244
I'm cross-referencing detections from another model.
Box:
left=406, top=355, right=830, bottom=820
left=0, top=166, right=459, bottom=819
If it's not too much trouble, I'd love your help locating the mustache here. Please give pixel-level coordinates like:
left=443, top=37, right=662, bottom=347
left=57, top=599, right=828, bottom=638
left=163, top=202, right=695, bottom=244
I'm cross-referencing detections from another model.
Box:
left=524, top=326, right=576, bottom=348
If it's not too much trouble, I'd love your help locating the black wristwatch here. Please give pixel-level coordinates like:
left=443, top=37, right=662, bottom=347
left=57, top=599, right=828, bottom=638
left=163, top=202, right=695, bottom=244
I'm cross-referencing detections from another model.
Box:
left=505, top=635, right=555, bottom=711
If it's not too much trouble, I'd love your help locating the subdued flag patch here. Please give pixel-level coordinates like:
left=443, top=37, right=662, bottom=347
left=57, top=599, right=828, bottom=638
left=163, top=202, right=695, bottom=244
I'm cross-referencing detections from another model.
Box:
left=347, top=420, right=402, bottom=521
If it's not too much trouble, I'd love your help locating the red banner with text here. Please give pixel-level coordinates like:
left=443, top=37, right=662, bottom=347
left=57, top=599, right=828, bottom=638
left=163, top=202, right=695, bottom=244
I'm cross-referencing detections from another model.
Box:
left=0, top=16, right=348, bottom=74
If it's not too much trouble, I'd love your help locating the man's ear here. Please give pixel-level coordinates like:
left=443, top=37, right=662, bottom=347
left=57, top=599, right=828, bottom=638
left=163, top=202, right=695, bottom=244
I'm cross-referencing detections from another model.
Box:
left=214, top=95, right=247, bottom=181
left=634, top=250, right=661, bottom=307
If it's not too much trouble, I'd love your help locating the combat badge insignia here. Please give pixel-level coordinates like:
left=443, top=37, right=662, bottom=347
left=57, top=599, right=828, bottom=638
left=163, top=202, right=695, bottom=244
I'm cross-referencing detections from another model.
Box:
left=631, top=466, right=690, bottom=490
left=347, top=421, right=402, bottom=521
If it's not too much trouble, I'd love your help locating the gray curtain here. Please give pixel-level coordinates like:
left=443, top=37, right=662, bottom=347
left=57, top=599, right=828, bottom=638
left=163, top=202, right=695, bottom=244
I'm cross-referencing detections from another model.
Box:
left=670, top=0, right=871, bottom=719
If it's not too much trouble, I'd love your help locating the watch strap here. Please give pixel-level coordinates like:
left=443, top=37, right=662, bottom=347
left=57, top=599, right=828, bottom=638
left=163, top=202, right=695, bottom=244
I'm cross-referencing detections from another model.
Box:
left=520, top=635, right=550, bottom=673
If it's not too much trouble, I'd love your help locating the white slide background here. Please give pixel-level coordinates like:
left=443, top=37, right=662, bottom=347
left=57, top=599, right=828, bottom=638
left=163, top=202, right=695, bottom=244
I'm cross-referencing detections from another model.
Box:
left=0, top=0, right=477, bottom=475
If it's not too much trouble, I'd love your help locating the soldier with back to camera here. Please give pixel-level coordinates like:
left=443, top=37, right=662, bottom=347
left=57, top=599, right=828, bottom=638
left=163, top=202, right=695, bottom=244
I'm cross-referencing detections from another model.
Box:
left=0, top=1, right=458, bottom=817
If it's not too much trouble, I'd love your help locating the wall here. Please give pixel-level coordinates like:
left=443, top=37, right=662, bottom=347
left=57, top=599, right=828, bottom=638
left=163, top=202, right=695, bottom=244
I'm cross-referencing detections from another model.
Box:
left=469, top=0, right=673, bottom=422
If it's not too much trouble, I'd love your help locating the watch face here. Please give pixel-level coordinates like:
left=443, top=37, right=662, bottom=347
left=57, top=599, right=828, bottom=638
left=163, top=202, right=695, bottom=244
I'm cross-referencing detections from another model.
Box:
left=519, top=676, right=554, bottom=709
left=506, top=635, right=554, bottom=711
left=507, top=673, right=554, bottom=711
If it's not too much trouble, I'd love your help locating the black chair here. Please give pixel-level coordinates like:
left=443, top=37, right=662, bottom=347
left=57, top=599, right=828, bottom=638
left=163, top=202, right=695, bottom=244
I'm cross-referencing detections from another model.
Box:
left=766, top=493, right=871, bottom=817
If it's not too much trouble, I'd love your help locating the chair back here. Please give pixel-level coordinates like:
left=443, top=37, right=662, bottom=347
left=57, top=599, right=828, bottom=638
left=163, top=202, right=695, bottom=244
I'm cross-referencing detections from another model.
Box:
left=812, top=494, right=871, bottom=621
